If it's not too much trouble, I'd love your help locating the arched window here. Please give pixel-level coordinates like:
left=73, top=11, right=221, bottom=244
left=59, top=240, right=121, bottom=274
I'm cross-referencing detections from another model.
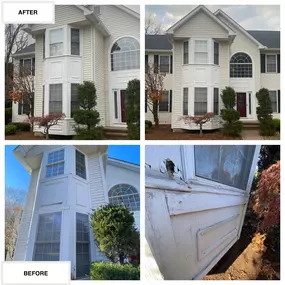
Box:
left=230, top=52, right=252, bottom=78
left=108, top=184, right=140, bottom=211
left=111, top=37, right=140, bottom=71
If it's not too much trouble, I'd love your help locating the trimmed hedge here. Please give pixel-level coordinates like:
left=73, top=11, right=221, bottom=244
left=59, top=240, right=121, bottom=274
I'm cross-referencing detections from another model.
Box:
left=5, top=124, right=17, bottom=135
left=9, top=122, right=31, bottom=132
left=90, top=262, right=140, bottom=280
left=145, top=120, right=152, bottom=129
left=272, top=118, right=280, bottom=132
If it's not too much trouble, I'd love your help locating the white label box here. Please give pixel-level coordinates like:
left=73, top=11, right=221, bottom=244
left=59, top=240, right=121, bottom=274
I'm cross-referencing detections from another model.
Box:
left=2, top=261, right=70, bottom=284
left=2, top=2, right=54, bottom=24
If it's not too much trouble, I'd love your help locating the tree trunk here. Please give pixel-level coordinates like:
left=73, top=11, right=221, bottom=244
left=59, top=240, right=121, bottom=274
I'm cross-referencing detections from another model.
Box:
left=119, top=253, right=125, bottom=264
left=45, top=130, right=49, bottom=139
left=199, top=123, right=203, bottom=136
left=153, top=101, right=159, bottom=127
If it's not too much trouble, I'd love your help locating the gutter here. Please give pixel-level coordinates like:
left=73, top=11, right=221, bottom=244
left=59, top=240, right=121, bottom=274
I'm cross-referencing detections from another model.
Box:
left=12, top=51, right=35, bottom=58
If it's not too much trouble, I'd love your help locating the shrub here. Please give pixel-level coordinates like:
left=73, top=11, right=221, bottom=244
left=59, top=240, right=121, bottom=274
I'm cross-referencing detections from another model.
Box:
left=220, top=87, right=243, bottom=137
left=10, top=122, right=30, bottom=131
left=256, top=88, right=275, bottom=136
left=5, top=108, right=12, bottom=125
left=90, top=262, right=140, bottom=280
left=5, top=124, right=17, bottom=135
left=90, top=204, right=140, bottom=264
left=145, top=120, right=152, bottom=129
left=272, top=118, right=280, bottom=132
left=126, top=79, right=140, bottom=140
left=73, top=81, right=103, bottom=140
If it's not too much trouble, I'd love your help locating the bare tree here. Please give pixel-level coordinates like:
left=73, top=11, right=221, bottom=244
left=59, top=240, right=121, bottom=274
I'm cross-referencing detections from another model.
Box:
left=8, top=61, right=35, bottom=122
left=5, top=24, right=28, bottom=102
left=5, top=187, right=25, bottom=260
left=145, top=13, right=162, bottom=35
left=145, top=62, right=165, bottom=126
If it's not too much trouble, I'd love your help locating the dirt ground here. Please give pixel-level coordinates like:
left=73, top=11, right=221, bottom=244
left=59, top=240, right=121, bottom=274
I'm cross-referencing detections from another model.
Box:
left=204, top=211, right=280, bottom=280
left=5, top=131, right=45, bottom=140
left=146, top=125, right=239, bottom=140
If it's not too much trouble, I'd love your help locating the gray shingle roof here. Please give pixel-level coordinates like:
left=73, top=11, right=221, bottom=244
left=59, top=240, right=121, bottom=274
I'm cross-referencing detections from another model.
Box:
left=247, top=30, right=280, bottom=49
left=145, top=35, right=172, bottom=50
left=13, top=43, right=35, bottom=56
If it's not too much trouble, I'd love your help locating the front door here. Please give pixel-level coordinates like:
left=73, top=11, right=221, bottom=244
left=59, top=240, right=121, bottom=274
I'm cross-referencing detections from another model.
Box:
left=120, top=90, right=126, bottom=123
left=237, top=93, right=246, bottom=117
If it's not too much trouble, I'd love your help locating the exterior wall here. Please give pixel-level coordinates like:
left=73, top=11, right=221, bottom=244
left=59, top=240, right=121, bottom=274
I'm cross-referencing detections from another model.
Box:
left=31, top=5, right=86, bottom=31
left=99, top=5, right=140, bottom=127
left=145, top=52, right=173, bottom=124
left=94, top=28, right=107, bottom=126
left=13, top=169, right=41, bottom=261
left=106, top=163, right=140, bottom=230
left=174, top=10, right=228, bottom=39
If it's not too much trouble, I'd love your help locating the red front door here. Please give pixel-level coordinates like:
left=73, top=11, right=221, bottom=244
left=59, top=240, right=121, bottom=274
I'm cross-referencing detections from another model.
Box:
left=237, top=93, right=246, bottom=117
left=120, top=90, right=126, bottom=123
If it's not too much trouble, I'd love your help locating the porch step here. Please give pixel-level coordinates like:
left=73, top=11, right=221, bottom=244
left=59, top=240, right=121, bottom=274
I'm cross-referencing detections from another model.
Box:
left=242, top=120, right=260, bottom=130
left=103, top=127, right=129, bottom=139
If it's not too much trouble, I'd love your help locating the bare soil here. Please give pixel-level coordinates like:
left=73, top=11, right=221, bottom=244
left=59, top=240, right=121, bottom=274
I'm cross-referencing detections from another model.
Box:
left=146, top=125, right=239, bottom=140
left=204, top=211, right=280, bottom=280
left=5, top=131, right=45, bottom=140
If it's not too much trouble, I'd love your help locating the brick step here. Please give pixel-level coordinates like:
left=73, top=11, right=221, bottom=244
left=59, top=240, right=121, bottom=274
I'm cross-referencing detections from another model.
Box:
left=103, top=127, right=128, bottom=139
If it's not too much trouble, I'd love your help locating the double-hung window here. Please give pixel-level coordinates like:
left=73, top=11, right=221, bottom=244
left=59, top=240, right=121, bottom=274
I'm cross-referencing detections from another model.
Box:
left=71, top=84, right=79, bottom=117
left=33, top=212, right=62, bottom=261
left=50, top=28, right=63, bottom=56
left=71, top=28, right=80, bottom=55
left=159, top=55, right=170, bottom=73
left=194, top=145, right=256, bottom=190
left=214, top=42, right=219, bottom=65
left=49, top=84, right=62, bottom=114
left=183, top=88, right=188, bottom=115
left=159, top=91, right=170, bottom=112
left=266, top=55, right=277, bottom=73
left=183, top=41, right=189, bottom=64
left=194, top=40, right=208, bottom=64
left=76, top=213, right=90, bottom=278
left=76, top=150, right=86, bottom=179
left=46, top=149, right=65, bottom=178
left=194, top=88, right=207, bottom=115
left=213, top=88, right=219, bottom=115
left=269, top=90, right=278, bottom=113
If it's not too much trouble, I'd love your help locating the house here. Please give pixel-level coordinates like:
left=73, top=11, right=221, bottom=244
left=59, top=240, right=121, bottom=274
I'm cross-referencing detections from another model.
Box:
left=145, top=5, right=280, bottom=130
left=145, top=145, right=260, bottom=279
left=12, top=5, right=140, bottom=136
left=12, top=145, right=140, bottom=279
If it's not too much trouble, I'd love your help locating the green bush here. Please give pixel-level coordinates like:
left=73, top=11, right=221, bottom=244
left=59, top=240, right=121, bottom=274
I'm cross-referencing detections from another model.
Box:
left=272, top=118, right=280, bottom=132
left=256, top=88, right=275, bottom=136
left=5, top=124, right=17, bottom=135
left=220, top=87, right=243, bottom=137
left=73, top=126, right=103, bottom=140
left=10, top=122, right=30, bottom=131
left=126, top=79, right=140, bottom=140
left=90, top=262, right=140, bottom=280
left=145, top=120, right=152, bottom=129
left=5, top=108, right=12, bottom=125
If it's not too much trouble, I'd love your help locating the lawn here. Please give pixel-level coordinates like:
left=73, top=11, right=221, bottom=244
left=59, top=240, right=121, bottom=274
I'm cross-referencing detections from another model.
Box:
left=146, top=125, right=240, bottom=140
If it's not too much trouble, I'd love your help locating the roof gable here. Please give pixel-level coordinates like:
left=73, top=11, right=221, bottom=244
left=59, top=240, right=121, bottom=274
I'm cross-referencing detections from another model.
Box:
left=214, top=9, right=265, bottom=48
left=167, top=5, right=234, bottom=37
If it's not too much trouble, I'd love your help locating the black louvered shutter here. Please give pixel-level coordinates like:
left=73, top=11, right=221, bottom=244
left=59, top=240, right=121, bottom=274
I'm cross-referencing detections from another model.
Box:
left=154, top=55, right=159, bottom=73
left=145, top=54, right=148, bottom=73
left=169, top=90, right=172, bottom=112
left=260, top=54, right=265, bottom=73
left=170, top=55, right=173, bottom=74
left=277, top=54, right=280, bottom=73
left=278, top=90, right=280, bottom=113
left=32, top=58, right=35, bottom=76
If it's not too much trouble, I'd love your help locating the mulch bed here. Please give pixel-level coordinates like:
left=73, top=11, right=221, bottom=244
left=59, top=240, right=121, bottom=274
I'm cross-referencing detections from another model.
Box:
left=5, top=131, right=45, bottom=140
left=146, top=125, right=239, bottom=140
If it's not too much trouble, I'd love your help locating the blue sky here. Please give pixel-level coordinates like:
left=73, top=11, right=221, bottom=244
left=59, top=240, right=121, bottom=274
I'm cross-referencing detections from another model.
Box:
left=5, top=145, right=140, bottom=194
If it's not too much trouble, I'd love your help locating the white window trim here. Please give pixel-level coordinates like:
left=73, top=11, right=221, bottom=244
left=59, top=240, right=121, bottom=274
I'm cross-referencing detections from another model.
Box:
left=159, top=90, right=171, bottom=112
left=182, top=40, right=189, bottom=65
left=68, top=25, right=83, bottom=57
left=193, top=39, right=209, bottom=64
left=213, top=41, right=219, bottom=66
left=45, top=148, right=65, bottom=179
left=75, top=149, right=87, bottom=180
left=194, top=87, right=208, bottom=116
left=266, top=54, right=277, bottom=73
left=269, top=90, right=279, bottom=113
left=159, top=55, right=170, bottom=73
left=48, top=26, right=64, bottom=58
